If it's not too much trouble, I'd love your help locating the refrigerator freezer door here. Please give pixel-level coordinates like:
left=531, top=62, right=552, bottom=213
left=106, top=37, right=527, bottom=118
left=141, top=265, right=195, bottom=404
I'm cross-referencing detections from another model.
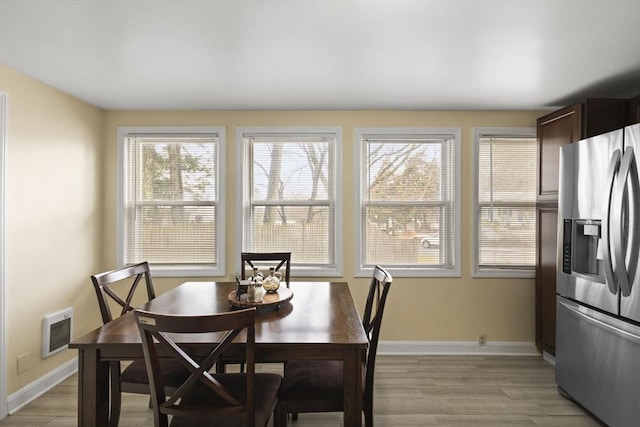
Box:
left=557, top=130, right=622, bottom=314
left=556, top=297, right=640, bottom=427
left=621, top=123, right=640, bottom=323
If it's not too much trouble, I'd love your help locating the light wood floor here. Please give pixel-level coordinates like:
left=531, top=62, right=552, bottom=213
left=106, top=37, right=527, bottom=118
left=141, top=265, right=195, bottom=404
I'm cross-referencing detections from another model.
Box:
left=0, top=355, right=603, bottom=426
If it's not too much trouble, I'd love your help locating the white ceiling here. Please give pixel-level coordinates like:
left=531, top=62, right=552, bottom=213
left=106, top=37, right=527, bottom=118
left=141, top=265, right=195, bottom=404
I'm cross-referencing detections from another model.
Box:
left=1, top=0, right=639, bottom=111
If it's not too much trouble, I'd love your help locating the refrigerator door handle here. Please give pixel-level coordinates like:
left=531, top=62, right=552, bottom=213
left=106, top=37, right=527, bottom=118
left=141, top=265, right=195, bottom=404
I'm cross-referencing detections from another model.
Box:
left=602, top=149, right=621, bottom=294
left=613, top=146, right=640, bottom=297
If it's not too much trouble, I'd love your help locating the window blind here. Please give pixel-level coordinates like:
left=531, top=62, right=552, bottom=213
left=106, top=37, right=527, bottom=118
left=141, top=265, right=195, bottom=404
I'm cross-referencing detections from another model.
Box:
left=242, top=132, right=337, bottom=266
left=477, top=136, right=536, bottom=269
left=123, top=134, right=218, bottom=265
left=361, top=134, right=457, bottom=269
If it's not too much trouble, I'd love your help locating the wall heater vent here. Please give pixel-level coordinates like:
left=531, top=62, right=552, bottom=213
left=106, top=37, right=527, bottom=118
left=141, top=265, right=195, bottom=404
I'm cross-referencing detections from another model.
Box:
left=42, top=307, right=73, bottom=358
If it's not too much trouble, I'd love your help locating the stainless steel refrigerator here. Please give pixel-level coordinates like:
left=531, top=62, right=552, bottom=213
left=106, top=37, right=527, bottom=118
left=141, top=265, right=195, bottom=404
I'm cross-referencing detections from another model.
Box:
left=557, top=123, right=640, bottom=427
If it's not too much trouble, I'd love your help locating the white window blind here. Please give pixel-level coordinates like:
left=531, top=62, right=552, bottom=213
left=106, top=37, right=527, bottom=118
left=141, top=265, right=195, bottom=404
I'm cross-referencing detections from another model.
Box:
left=119, top=128, right=224, bottom=276
left=239, top=128, right=340, bottom=275
left=476, top=131, right=536, bottom=275
left=356, top=128, right=460, bottom=276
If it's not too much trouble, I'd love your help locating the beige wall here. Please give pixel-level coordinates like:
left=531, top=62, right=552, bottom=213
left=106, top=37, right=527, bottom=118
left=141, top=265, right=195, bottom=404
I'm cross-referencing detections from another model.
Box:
left=1, top=63, right=548, bottom=397
left=103, top=109, right=545, bottom=343
left=0, top=65, right=104, bottom=393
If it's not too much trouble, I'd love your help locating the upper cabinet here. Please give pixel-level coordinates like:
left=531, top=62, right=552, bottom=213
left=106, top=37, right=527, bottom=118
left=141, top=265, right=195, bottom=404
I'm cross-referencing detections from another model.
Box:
left=537, top=104, right=582, bottom=199
left=582, top=98, right=631, bottom=137
left=630, top=94, right=640, bottom=125
left=536, top=98, right=630, bottom=201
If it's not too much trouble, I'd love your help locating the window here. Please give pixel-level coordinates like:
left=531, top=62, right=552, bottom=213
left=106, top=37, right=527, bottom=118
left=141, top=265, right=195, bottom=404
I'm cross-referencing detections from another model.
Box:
left=355, top=128, right=461, bottom=277
left=474, top=128, right=536, bottom=277
left=237, top=127, right=342, bottom=276
left=117, top=127, right=225, bottom=277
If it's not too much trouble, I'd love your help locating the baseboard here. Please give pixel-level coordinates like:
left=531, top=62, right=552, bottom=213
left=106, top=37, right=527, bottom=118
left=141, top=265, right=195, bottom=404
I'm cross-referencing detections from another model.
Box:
left=542, top=350, right=556, bottom=365
left=7, top=357, right=77, bottom=414
left=378, top=340, right=540, bottom=356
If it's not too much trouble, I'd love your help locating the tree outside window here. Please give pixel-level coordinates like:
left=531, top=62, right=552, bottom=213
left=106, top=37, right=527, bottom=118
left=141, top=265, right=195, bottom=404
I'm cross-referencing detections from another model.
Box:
left=356, top=128, right=460, bottom=277
left=238, top=128, right=342, bottom=276
left=118, top=127, right=225, bottom=277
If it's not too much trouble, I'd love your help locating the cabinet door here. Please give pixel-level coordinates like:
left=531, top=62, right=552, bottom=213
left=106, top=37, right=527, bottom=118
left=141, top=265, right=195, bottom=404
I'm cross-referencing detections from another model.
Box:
left=536, top=206, right=558, bottom=355
left=537, top=104, right=582, bottom=199
left=583, top=98, right=630, bottom=137
left=629, top=94, right=640, bottom=125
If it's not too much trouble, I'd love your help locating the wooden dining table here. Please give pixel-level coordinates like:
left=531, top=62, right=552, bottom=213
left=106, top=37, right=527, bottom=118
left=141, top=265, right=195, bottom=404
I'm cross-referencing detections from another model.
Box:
left=69, top=281, right=369, bottom=427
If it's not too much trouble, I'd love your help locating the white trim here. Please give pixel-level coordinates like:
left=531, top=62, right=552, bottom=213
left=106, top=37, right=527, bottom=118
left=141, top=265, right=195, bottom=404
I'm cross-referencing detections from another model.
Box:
left=473, top=268, right=536, bottom=279
left=235, top=126, right=343, bottom=277
left=542, top=350, right=556, bottom=366
left=0, top=92, right=7, bottom=419
left=472, top=127, right=536, bottom=278
left=116, top=126, right=226, bottom=277
left=377, top=340, right=539, bottom=356
left=7, top=357, right=77, bottom=414
left=354, top=127, right=462, bottom=278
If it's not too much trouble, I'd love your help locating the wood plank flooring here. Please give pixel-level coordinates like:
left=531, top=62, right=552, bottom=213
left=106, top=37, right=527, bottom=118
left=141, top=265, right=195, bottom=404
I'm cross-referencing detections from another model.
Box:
left=0, top=355, right=603, bottom=426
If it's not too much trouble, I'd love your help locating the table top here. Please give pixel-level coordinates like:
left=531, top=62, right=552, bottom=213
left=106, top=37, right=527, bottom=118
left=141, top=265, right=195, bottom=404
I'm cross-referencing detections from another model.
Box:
left=70, top=281, right=368, bottom=353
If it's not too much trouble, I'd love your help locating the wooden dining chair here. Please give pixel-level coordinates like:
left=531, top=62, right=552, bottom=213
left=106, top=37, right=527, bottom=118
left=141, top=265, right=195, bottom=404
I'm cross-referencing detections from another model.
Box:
left=91, top=262, right=189, bottom=427
left=241, top=252, right=291, bottom=287
left=273, top=265, right=393, bottom=427
left=134, top=307, right=283, bottom=427
left=218, top=252, right=292, bottom=374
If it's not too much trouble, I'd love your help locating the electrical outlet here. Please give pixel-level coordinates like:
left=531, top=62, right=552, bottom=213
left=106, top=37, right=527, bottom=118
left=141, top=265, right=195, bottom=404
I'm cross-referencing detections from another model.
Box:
left=478, top=334, right=487, bottom=347
left=17, top=352, right=30, bottom=374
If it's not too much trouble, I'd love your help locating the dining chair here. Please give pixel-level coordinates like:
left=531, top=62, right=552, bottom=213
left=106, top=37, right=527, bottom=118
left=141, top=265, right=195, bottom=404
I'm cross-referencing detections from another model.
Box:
left=218, top=252, right=292, bottom=374
left=91, top=262, right=189, bottom=427
left=273, top=265, right=393, bottom=427
left=241, top=252, right=291, bottom=287
left=134, top=307, right=283, bottom=427
left=228, top=252, right=291, bottom=372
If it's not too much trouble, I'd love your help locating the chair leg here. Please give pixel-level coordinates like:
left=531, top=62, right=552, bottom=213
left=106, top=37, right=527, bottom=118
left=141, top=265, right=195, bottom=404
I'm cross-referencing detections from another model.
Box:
left=364, top=395, right=373, bottom=427
left=273, top=401, right=288, bottom=427
left=364, top=409, right=373, bottom=427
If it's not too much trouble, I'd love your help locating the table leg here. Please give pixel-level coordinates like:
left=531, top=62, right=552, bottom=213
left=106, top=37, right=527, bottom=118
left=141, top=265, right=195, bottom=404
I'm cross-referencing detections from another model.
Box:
left=343, top=347, right=364, bottom=427
left=77, top=348, right=110, bottom=427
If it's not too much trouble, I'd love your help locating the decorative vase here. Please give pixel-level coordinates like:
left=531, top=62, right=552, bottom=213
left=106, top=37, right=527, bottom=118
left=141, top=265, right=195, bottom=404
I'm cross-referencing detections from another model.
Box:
left=247, top=282, right=256, bottom=302
left=263, top=267, right=281, bottom=293
left=254, top=283, right=265, bottom=303
left=252, top=266, right=263, bottom=280
left=250, top=267, right=265, bottom=302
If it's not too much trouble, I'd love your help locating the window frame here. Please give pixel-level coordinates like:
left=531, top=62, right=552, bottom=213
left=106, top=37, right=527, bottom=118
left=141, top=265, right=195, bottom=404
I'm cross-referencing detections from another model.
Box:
left=235, top=126, right=343, bottom=277
left=117, top=126, right=226, bottom=277
left=473, top=127, right=536, bottom=278
left=354, top=127, right=461, bottom=278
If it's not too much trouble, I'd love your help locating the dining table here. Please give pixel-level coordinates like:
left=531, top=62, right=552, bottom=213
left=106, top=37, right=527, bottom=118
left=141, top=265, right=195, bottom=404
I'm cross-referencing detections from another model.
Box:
left=69, top=281, right=369, bottom=427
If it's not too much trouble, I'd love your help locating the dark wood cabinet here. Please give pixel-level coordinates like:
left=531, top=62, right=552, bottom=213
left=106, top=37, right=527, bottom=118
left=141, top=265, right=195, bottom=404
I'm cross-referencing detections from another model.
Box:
left=583, top=98, right=630, bottom=137
left=536, top=205, right=558, bottom=355
left=535, top=98, right=629, bottom=355
left=537, top=104, right=582, bottom=199
left=630, top=94, right=640, bottom=125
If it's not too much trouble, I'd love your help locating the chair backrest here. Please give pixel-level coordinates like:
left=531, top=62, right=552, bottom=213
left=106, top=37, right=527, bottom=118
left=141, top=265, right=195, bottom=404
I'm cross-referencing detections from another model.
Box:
left=241, top=252, right=291, bottom=287
left=362, top=265, right=393, bottom=395
left=134, top=307, right=257, bottom=427
left=91, top=262, right=156, bottom=324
